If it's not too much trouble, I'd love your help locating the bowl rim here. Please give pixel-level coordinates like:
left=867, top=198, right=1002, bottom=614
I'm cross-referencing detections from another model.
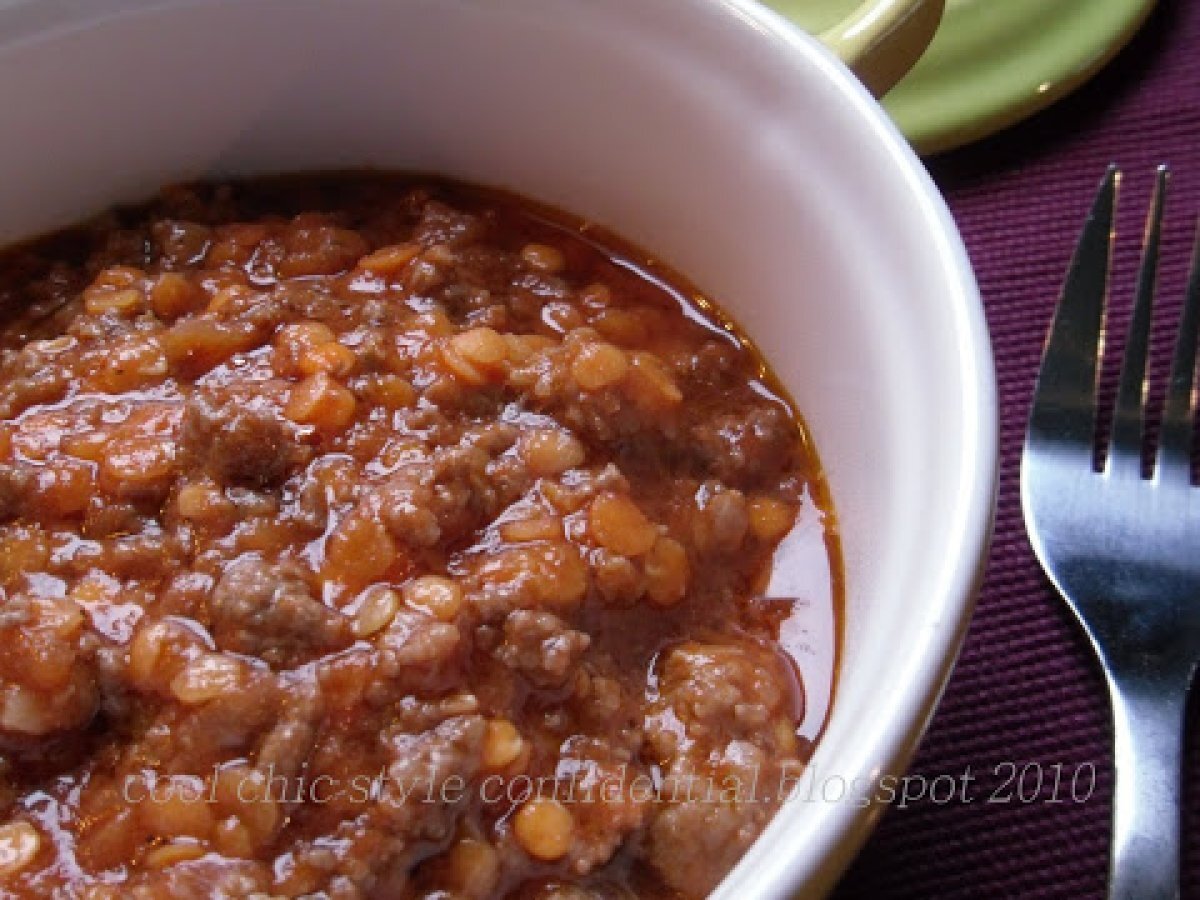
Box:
left=697, top=2, right=997, bottom=896
left=0, top=0, right=999, bottom=895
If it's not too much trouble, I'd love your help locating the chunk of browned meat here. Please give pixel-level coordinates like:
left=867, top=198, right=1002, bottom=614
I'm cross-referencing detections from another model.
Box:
left=495, top=610, right=591, bottom=689
left=179, top=392, right=297, bottom=488
left=646, top=641, right=793, bottom=755
left=645, top=786, right=772, bottom=898
left=379, top=433, right=527, bottom=551
left=209, top=554, right=348, bottom=667
left=690, top=405, right=794, bottom=485
left=695, top=485, right=749, bottom=554
left=377, top=608, right=465, bottom=694
left=552, top=737, right=649, bottom=875
left=0, top=464, right=28, bottom=520
left=377, top=714, right=485, bottom=838
left=284, top=715, right=485, bottom=897
left=255, top=676, right=323, bottom=785
left=413, top=200, right=486, bottom=248
left=124, top=856, right=271, bottom=899
left=643, top=641, right=801, bottom=897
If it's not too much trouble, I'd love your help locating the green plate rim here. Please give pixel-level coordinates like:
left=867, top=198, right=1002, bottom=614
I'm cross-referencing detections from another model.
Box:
left=772, top=0, right=1158, bottom=156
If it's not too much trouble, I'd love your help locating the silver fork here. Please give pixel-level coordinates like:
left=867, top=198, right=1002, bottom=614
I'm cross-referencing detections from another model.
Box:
left=1022, top=167, right=1200, bottom=900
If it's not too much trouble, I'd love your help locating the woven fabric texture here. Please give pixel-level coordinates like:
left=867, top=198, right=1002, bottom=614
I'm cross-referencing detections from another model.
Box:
left=835, top=1, right=1200, bottom=896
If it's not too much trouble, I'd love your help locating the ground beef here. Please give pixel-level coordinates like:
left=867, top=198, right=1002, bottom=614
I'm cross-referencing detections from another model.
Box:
left=378, top=714, right=485, bottom=837
left=377, top=608, right=465, bottom=691
left=646, top=642, right=795, bottom=753
left=690, top=406, right=795, bottom=485
left=283, top=715, right=486, bottom=898
left=179, top=391, right=298, bottom=488
left=0, top=174, right=833, bottom=900
left=0, top=464, right=28, bottom=520
left=495, top=610, right=591, bottom=689
left=645, top=787, right=773, bottom=898
left=256, top=678, right=323, bottom=782
left=643, top=642, right=802, bottom=897
left=124, top=858, right=271, bottom=900
left=414, top=200, right=487, bottom=248
left=552, top=737, right=648, bottom=876
left=695, top=485, right=750, bottom=554
left=209, top=554, right=348, bottom=667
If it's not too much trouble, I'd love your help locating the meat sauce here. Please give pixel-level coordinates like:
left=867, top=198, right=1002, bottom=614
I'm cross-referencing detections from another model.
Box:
left=0, top=174, right=841, bottom=899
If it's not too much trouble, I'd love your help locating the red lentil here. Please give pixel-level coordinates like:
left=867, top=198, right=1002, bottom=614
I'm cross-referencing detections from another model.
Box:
left=0, top=173, right=839, bottom=899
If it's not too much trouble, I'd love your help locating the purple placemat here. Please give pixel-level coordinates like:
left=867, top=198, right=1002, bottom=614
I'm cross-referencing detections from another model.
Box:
left=834, top=1, right=1200, bottom=897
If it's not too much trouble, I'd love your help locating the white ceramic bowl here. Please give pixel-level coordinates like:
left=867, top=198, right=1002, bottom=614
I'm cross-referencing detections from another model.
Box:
left=0, top=1, right=997, bottom=896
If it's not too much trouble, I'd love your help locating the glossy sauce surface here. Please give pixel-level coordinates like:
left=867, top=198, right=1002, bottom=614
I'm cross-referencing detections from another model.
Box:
left=0, top=174, right=840, bottom=899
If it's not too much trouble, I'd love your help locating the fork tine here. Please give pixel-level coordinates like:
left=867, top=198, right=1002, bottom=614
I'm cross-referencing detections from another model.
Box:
left=1109, top=167, right=1167, bottom=478
left=1157, top=220, right=1200, bottom=482
left=1027, top=166, right=1117, bottom=461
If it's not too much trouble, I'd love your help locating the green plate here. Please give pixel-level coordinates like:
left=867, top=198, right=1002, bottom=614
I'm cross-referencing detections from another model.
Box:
left=767, top=0, right=1157, bottom=155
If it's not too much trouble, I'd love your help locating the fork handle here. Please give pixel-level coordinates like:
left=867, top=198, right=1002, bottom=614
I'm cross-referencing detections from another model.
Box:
left=1106, top=665, right=1188, bottom=900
